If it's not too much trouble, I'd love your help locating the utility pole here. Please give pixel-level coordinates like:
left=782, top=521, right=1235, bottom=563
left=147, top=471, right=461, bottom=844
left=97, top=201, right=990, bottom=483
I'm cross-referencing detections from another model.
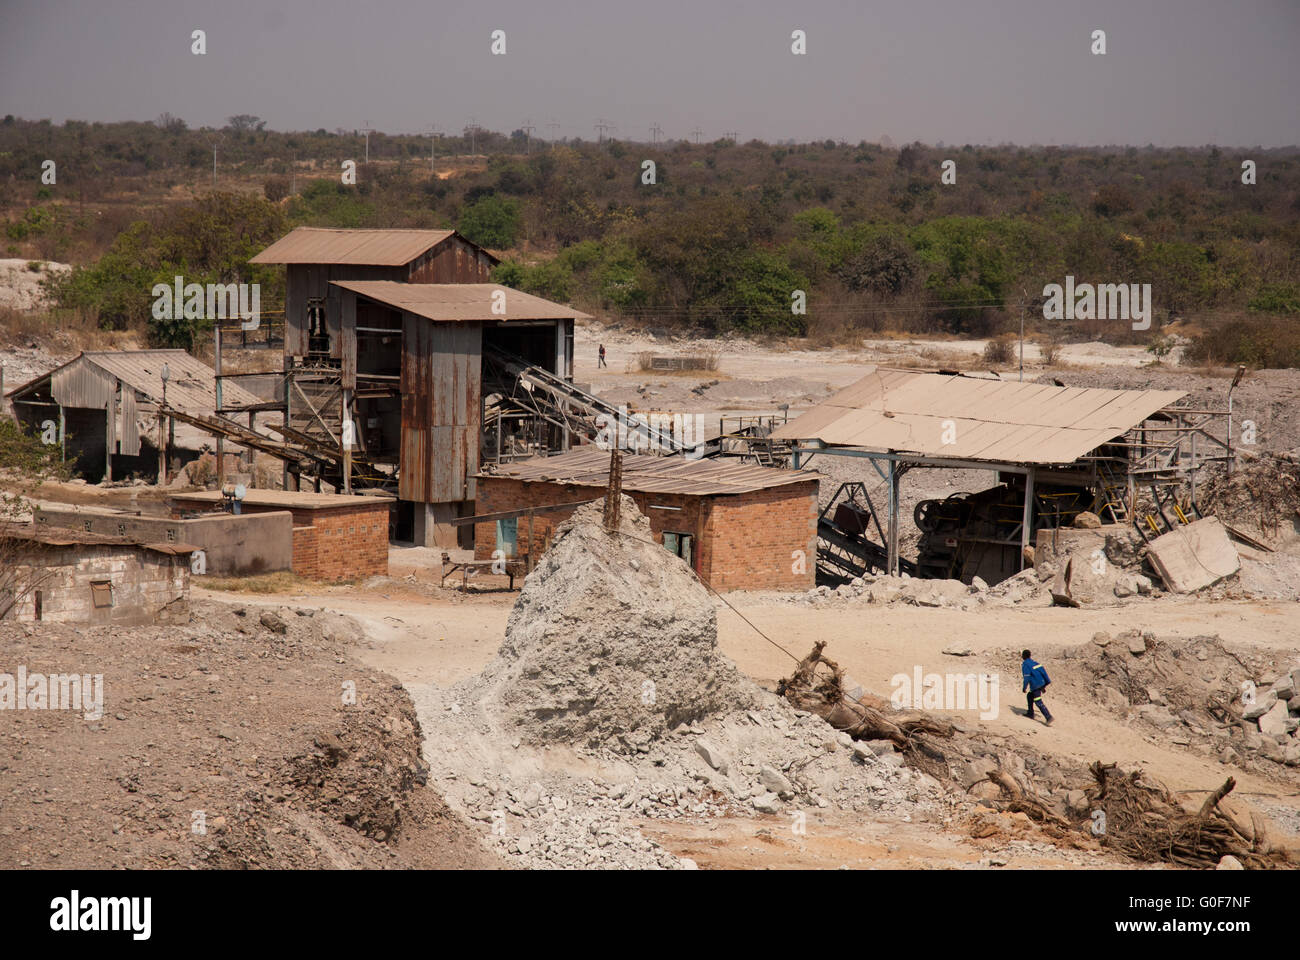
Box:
left=465, top=118, right=478, bottom=155
left=723, top=130, right=738, bottom=142
left=594, top=118, right=613, bottom=144
left=691, top=127, right=703, bottom=144
left=546, top=120, right=560, bottom=148
left=208, top=132, right=222, bottom=189
left=650, top=123, right=663, bottom=145
left=361, top=123, right=373, bottom=163
left=521, top=118, right=535, bottom=154
left=428, top=125, right=440, bottom=169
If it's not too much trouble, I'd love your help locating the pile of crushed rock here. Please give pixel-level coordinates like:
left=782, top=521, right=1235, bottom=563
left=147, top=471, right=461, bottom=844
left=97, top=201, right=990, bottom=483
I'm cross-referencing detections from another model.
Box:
left=788, top=569, right=1053, bottom=610
left=1050, top=631, right=1300, bottom=773
left=409, top=496, right=946, bottom=869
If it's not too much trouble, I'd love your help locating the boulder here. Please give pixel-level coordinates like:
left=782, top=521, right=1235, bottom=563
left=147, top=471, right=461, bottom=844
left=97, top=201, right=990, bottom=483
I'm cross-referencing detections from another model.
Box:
left=1074, top=511, right=1102, bottom=529
left=1145, top=517, right=1240, bottom=594
left=758, top=765, right=793, bottom=796
left=1242, top=689, right=1278, bottom=720
left=694, top=739, right=730, bottom=776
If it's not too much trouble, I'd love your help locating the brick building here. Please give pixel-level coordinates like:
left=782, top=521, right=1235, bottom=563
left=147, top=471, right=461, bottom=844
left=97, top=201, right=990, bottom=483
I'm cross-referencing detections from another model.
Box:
left=473, top=449, right=821, bottom=593
left=1, top=527, right=194, bottom=624
left=169, top=490, right=390, bottom=582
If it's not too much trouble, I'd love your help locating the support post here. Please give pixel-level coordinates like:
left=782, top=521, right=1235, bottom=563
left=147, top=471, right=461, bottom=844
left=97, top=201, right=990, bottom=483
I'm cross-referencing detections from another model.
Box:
left=157, top=405, right=166, bottom=484
left=214, top=325, right=225, bottom=487
left=1020, top=467, right=1035, bottom=571
left=105, top=387, right=116, bottom=483
left=341, top=387, right=352, bottom=494
left=527, top=509, right=535, bottom=573
left=58, top=405, right=65, bottom=462
left=886, top=460, right=900, bottom=576
left=603, top=448, right=623, bottom=532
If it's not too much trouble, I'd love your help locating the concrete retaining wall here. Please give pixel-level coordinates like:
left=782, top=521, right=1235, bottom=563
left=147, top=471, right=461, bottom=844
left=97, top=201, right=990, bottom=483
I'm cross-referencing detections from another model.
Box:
left=35, top=507, right=293, bottom=577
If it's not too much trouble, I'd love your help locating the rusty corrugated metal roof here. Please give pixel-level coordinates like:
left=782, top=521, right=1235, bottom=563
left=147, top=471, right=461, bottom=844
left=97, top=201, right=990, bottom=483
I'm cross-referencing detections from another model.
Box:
left=331, top=280, right=592, bottom=322
left=770, top=367, right=1186, bottom=465
left=8, top=351, right=260, bottom=415
left=478, top=447, right=820, bottom=496
left=250, top=227, right=461, bottom=265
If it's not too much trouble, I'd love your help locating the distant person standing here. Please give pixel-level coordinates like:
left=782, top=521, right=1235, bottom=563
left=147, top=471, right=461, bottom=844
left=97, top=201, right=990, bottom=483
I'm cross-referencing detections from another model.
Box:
left=1021, top=650, right=1054, bottom=726
left=598, top=344, right=607, bottom=368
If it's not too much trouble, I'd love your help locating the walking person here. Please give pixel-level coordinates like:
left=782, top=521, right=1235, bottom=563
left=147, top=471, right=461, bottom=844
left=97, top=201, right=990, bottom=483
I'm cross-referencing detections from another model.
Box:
left=1021, top=650, right=1054, bottom=726
left=598, top=344, right=607, bottom=368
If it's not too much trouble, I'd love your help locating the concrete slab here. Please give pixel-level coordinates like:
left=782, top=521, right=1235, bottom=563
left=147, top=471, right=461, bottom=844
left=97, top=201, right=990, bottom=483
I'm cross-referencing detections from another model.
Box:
left=1146, top=517, right=1240, bottom=594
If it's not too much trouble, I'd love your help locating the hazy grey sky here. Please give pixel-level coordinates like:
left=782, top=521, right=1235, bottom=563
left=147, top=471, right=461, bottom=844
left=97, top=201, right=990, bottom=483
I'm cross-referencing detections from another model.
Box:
left=1, top=0, right=1296, bottom=146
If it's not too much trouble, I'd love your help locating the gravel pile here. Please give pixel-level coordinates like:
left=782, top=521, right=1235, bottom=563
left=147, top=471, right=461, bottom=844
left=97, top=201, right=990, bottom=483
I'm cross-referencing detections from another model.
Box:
left=409, top=496, right=943, bottom=868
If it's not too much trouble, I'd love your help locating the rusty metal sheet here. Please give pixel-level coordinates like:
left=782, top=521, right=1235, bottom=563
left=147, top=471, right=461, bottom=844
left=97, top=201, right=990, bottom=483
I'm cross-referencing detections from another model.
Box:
left=398, top=314, right=484, bottom=503
left=330, top=280, right=592, bottom=322
left=38, top=351, right=262, bottom=415
left=480, top=447, right=821, bottom=496
left=50, top=356, right=114, bottom=409
left=252, top=227, right=459, bottom=266
left=407, top=236, right=498, bottom=283
left=771, top=369, right=1186, bottom=465
left=118, top=388, right=140, bottom=456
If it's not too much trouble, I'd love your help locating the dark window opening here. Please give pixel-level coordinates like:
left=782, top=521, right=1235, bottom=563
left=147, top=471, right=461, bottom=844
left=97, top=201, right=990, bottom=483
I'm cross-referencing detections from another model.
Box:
left=662, top=532, right=693, bottom=566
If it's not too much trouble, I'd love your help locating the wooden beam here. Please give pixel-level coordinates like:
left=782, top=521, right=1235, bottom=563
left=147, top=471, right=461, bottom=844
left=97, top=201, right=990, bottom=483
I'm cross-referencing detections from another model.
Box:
left=450, top=499, right=600, bottom=526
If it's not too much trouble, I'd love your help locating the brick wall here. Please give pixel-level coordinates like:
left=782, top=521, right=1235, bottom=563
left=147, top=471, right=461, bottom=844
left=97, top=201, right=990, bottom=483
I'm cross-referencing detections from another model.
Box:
left=700, top=482, right=818, bottom=592
left=288, top=504, right=389, bottom=581
left=472, top=477, right=817, bottom=593
left=170, top=496, right=389, bottom=582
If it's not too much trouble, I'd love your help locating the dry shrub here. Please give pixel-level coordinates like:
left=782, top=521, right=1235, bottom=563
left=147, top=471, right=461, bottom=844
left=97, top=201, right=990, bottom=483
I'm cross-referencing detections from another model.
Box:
left=187, top=453, right=217, bottom=488
left=983, top=335, right=1016, bottom=365
left=1038, top=336, right=1063, bottom=365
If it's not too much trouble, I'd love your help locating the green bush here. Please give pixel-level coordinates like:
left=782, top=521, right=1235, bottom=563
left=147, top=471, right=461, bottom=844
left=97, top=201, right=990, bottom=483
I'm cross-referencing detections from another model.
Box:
left=458, top=194, right=520, bottom=248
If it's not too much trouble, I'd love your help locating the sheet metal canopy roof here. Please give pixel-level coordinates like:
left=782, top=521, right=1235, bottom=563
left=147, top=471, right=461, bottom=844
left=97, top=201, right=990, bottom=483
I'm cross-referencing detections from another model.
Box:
left=481, top=447, right=820, bottom=496
left=770, top=368, right=1186, bottom=465
left=6, top=350, right=260, bottom=414
left=250, top=227, right=477, bottom=266
left=331, top=280, right=592, bottom=322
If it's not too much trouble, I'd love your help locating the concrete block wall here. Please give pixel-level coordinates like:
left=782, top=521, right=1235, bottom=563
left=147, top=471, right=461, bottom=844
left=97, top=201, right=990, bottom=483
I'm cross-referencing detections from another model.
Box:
left=6, top=544, right=190, bottom=624
left=35, top=508, right=293, bottom=577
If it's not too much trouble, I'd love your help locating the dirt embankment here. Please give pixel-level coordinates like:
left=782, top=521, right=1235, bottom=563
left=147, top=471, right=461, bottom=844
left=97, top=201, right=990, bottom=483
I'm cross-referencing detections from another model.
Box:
left=0, top=600, right=494, bottom=869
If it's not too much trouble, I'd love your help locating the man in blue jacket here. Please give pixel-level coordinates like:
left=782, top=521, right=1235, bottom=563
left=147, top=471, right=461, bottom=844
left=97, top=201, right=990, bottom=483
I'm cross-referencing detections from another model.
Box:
left=1021, top=650, right=1054, bottom=726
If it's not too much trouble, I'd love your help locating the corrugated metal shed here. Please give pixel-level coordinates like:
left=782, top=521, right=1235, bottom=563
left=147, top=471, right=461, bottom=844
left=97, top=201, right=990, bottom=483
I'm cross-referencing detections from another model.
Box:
left=251, top=227, right=460, bottom=266
left=24, top=351, right=260, bottom=414
left=481, top=447, right=821, bottom=496
left=770, top=367, right=1186, bottom=465
left=332, top=280, right=592, bottom=322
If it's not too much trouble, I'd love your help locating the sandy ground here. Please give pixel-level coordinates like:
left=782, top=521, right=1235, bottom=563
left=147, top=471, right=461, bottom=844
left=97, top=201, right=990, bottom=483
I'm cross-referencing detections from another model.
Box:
left=196, top=562, right=1300, bottom=870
